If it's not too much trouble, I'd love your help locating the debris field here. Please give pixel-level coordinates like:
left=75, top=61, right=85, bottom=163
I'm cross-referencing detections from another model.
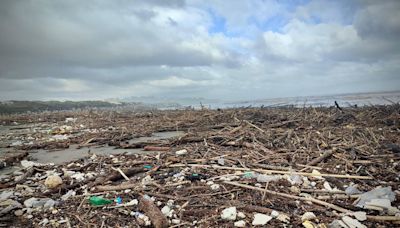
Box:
left=0, top=104, right=400, bottom=227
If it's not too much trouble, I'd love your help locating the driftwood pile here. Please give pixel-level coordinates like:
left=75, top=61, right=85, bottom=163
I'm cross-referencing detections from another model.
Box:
left=0, top=104, right=399, bottom=227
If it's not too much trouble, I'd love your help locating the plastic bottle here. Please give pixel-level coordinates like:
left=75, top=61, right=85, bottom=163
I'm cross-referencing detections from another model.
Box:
left=89, top=196, right=113, bottom=206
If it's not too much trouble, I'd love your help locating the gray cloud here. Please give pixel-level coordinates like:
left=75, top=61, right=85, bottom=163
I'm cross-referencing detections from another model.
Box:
left=0, top=0, right=399, bottom=101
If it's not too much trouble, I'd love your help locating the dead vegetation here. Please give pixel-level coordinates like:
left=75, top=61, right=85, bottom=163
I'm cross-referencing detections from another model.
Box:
left=0, top=104, right=399, bottom=227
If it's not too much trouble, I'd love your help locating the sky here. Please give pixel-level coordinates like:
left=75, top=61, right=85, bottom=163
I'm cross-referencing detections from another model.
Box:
left=0, top=0, right=399, bottom=101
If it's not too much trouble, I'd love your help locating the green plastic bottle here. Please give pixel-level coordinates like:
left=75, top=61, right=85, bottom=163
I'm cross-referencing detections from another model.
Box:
left=89, top=196, right=113, bottom=206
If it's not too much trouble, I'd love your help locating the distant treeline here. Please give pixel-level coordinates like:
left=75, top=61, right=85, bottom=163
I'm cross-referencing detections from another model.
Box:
left=0, top=100, right=123, bottom=114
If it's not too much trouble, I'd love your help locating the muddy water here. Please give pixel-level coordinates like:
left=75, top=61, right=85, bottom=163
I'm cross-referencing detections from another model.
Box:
left=29, top=131, right=184, bottom=165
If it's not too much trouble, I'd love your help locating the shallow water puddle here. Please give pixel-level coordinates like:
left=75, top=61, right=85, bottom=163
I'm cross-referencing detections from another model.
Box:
left=29, top=131, right=184, bottom=165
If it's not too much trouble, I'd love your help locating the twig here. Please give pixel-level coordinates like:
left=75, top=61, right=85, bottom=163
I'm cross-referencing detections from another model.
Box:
left=169, top=164, right=373, bottom=180
left=223, top=181, right=351, bottom=213
left=111, top=167, right=130, bottom=181
left=244, top=120, right=265, bottom=133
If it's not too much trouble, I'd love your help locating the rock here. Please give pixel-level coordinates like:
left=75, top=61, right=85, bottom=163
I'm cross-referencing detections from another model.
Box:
left=217, top=158, right=225, bottom=166
left=352, top=211, right=367, bottom=221
left=221, top=207, right=237, bottom=221
left=252, top=213, right=272, bottom=226
left=44, top=174, right=63, bottom=189
left=342, top=216, right=367, bottom=228
left=161, top=205, right=173, bottom=217
left=234, top=220, right=246, bottom=227
left=175, top=149, right=188, bottom=156
left=237, top=211, right=246, bottom=218
left=271, top=210, right=279, bottom=218
left=14, top=210, right=24, bottom=216
left=301, top=212, right=317, bottom=222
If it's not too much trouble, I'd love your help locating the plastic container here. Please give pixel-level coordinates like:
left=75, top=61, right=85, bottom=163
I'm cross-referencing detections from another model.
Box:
left=89, top=196, right=113, bottom=206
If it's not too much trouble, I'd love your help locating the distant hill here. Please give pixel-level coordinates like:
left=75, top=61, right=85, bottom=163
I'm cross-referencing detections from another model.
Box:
left=0, top=100, right=124, bottom=114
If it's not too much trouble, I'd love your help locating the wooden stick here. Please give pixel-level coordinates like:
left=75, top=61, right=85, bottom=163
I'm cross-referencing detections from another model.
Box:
left=244, top=120, right=265, bottom=133
left=95, top=183, right=137, bottom=192
left=223, top=181, right=351, bottom=213
left=139, top=196, right=168, bottom=228
left=169, top=164, right=373, bottom=180
left=366, top=215, right=400, bottom=221
left=304, top=150, right=334, bottom=167
left=112, top=167, right=130, bottom=181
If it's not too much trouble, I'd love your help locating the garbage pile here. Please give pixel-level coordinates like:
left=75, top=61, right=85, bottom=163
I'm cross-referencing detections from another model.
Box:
left=0, top=104, right=399, bottom=227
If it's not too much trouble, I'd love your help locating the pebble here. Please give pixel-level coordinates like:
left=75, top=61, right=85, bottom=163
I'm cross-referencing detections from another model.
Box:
left=220, top=207, right=237, bottom=221
left=234, top=220, right=246, bottom=227
left=252, top=213, right=272, bottom=226
left=175, top=149, right=188, bottom=156
left=237, top=211, right=246, bottom=218
left=14, top=210, right=24, bottom=216
left=301, top=212, right=317, bottom=222
left=44, top=174, right=63, bottom=189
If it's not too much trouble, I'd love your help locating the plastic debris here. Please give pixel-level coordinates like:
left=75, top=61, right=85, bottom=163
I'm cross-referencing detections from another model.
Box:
left=23, top=198, right=56, bottom=209
left=355, top=186, right=395, bottom=208
left=301, top=212, right=317, bottom=222
left=342, top=216, right=367, bottom=228
left=44, top=174, right=63, bottom=189
left=345, top=185, right=363, bottom=195
left=0, top=191, right=13, bottom=201
left=20, top=160, right=39, bottom=168
left=302, top=220, right=316, bottom=228
left=352, top=211, right=367, bottom=221
left=210, top=183, right=220, bottom=190
left=221, top=207, right=237, bottom=221
left=171, top=219, right=180, bottom=224
left=329, top=219, right=348, bottom=228
left=288, top=175, right=303, bottom=185
left=252, top=213, right=272, bottom=226
left=234, top=220, right=246, bottom=227
left=257, top=174, right=281, bottom=183
left=61, top=190, right=76, bottom=201
left=175, top=149, right=188, bottom=156
left=116, top=196, right=122, bottom=204
left=323, top=181, right=333, bottom=191
left=89, top=196, right=113, bottom=206
left=161, top=205, right=174, bottom=217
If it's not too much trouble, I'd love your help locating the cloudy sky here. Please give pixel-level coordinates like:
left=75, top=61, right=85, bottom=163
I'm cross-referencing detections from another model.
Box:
left=0, top=0, right=399, bottom=101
